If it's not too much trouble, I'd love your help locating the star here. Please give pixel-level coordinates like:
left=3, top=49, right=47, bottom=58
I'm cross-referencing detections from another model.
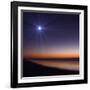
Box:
left=38, top=26, right=42, bottom=31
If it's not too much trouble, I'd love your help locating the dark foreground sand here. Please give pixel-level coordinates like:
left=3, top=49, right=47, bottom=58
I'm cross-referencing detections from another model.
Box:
left=23, top=59, right=79, bottom=77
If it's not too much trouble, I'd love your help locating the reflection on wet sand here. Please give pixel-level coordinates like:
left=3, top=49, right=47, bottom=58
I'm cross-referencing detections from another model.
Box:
left=30, top=59, right=79, bottom=71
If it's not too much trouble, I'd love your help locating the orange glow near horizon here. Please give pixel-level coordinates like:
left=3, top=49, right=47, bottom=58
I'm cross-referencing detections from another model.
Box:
left=24, top=51, right=79, bottom=59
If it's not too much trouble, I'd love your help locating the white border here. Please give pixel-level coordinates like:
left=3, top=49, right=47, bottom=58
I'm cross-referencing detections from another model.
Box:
left=18, top=6, right=84, bottom=83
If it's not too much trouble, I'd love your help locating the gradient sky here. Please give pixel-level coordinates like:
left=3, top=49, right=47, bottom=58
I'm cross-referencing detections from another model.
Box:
left=23, top=11, right=79, bottom=58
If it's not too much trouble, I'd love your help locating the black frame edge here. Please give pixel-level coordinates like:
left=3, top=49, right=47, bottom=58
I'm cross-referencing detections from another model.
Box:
left=11, top=1, right=18, bottom=88
left=84, top=6, right=88, bottom=84
left=11, top=1, right=88, bottom=9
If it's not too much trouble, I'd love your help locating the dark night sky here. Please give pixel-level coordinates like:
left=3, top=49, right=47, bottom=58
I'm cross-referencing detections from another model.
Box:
left=23, top=11, right=79, bottom=57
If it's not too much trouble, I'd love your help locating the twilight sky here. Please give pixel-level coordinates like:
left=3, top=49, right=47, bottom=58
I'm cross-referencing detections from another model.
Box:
left=23, top=11, right=79, bottom=58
